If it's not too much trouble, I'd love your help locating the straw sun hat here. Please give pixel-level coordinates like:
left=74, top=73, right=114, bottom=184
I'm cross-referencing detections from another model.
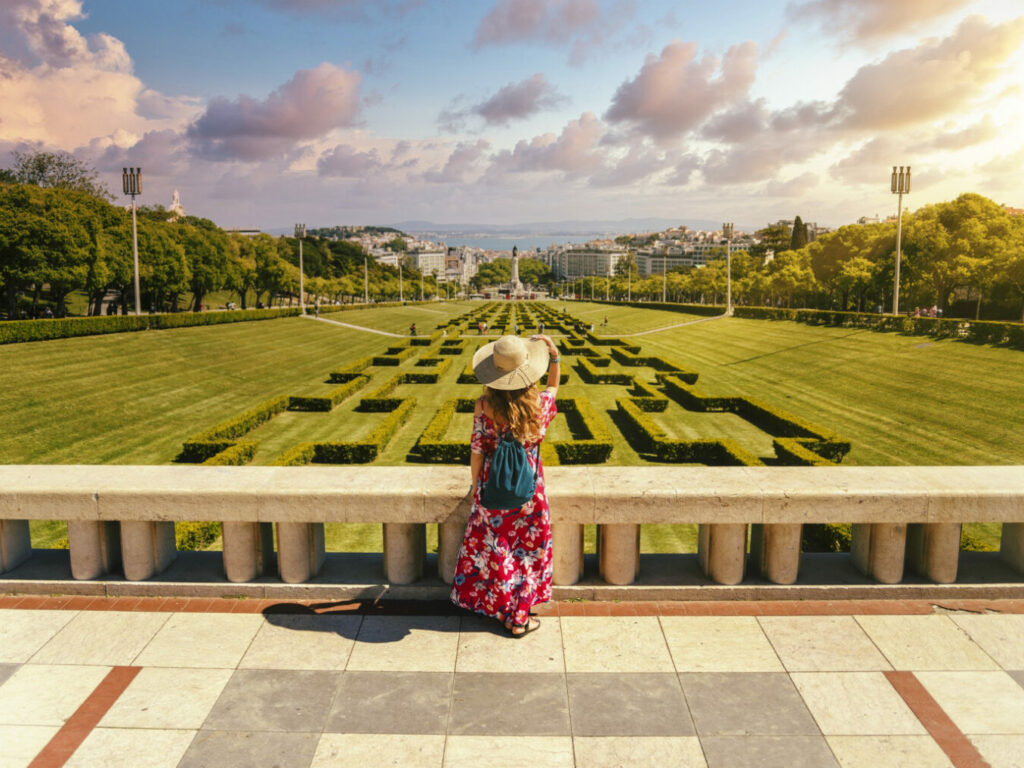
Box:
left=472, top=335, right=550, bottom=390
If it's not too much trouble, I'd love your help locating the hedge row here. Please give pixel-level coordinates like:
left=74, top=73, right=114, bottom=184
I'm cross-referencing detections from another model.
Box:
left=272, top=398, right=416, bottom=464
left=439, top=339, right=470, bottom=355
left=595, top=300, right=725, bottom=317
left=610, top=347, right=699, bottom=383
left=178, top=395, right=290, bottom=462
left=414, top=397, right=476, bottom=463
left=575, top=356, right=634, bottom=385
left=615, top=398, right=763, bottom=465
left=372, top=343, right=419, bottom=365
left=550, top=398, right=614, bottom=463
left=328, top=356, right=375, bottom=382
left=0, top=307, right=302, bottom=345
left=202, top=441, right=257, bottom=466
left=772, top=438, right=835, bottom=466
left=660, top=375, right=850, bottom=462
left=288, top=375, right=369, bottom=412
left=733, top=306, right=1024, bottom=349
left=628, top=379, right=668, bottom=412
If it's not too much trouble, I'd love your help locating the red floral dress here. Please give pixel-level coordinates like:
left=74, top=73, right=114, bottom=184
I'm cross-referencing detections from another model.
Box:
left=450, top=390, right=557, bottom=627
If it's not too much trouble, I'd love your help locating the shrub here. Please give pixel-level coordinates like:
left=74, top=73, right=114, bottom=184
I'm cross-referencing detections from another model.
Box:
left=178, top=395, right=289, bottom=461
left=610, top=347, right=699, bottom=382
left=288, top=375, right=369, bottom=412
left=275, top=398, right=416, bottom=464
left=801, top=524, right=852, bottom=552
left=328, top=356, right=374, bottom=381
left=415, top=397, right=476, bottom=463
left=202, top=441, right=257, bottom=466
left=772, top=438, right=835, bottom=466
left=176, top=521, right=221, bottom=551
left=575, top=356, right=633, bottom=385
left=549, top=398, right=614, bottom=463
left=0, top=307, right=301, bottom=346
left=615, top=398, right=762, bottom=465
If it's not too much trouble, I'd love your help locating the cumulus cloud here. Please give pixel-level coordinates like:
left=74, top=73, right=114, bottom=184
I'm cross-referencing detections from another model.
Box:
left=230, top=0, right=421, bottom=21
left=700, top=100, right=769, bottom=144
left=763, top=172, right=819, bottom=197
left=490, top=112, right=604, bottom=176
left=423, top=140, right=490, bottom=183
left=472, top=0, right=634, bottom=63
left=912, top=118, right=998, bottom=152
left=317, top=144, right=385, bottom=177
left=832, top=15, right=1024, bottom=130
left=604, top=40, right=758, bottom=143
left=588, top=143, right=666, bottom=188
left=0, top=0, right=199, bottom=149
left=788, top=0, right=973, bottom=45
left=439, top=74, right=566, bottom=132
left=186, top=63, right=362, bottom=161
left=474, top=74, right=565, bottom=126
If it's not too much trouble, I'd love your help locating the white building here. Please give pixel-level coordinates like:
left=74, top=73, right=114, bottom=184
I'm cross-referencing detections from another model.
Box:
left=409, top=249, right=447, bottom=276
left=548, top=246, right=624, bottom=279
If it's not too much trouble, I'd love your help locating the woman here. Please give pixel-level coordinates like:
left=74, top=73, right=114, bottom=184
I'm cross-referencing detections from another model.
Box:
left=451, top=333, right=560, bottom=636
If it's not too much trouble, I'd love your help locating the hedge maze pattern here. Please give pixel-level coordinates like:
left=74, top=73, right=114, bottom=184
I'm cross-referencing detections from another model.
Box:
left=177, top=301, right=850, bottom=469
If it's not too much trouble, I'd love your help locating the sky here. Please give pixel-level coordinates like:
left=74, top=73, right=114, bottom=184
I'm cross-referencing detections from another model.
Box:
left=0, top=0, right=1022, bottom=231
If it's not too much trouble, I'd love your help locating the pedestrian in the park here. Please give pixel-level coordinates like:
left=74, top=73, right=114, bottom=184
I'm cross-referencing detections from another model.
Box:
left=410, top=322, right=417, bottom=336
left=451, top=333, right=561, bottom=637
left=537, top=321, right=544, bottom=334
left=478, top=321, right=484, bottom=335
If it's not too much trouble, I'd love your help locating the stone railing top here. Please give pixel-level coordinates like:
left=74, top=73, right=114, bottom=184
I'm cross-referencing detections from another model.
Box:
left=0, top=465, right=1022, bottom=525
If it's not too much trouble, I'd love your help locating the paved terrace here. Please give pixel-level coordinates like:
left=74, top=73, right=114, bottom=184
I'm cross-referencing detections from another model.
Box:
left=1, top=596, right=1023, bottom=768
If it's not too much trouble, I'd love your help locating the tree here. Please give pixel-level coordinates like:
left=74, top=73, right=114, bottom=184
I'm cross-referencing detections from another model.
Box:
left=614, top=251, right=640, bottom=280
left=790, top=215, right=808, bottom=250
left=750, top=224, right=790, bottom=261
left=384, top=236, right=407, bottom=252
left=10, top=150, right=113, bottom=200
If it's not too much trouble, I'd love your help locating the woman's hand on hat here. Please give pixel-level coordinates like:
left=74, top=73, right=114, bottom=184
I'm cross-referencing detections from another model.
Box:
left=530, top=334, right=557, bottom=355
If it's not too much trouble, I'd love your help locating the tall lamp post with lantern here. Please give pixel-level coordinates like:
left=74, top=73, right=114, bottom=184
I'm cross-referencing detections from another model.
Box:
left=723, top=222, right=734, bottom=315
left=891, top=165, right=911, bottom=315
left=122, top=167, right=142, bottom=315
left=294, top=224, right=305, bottom=313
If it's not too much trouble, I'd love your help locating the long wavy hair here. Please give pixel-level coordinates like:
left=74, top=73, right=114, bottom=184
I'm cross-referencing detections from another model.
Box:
left=484, top=383, right=542, bottom=444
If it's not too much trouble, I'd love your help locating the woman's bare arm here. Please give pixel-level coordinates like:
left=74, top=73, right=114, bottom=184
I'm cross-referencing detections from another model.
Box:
left=470, top=398, right=484, bottom=491
left=533, top=334, right=560, bottom=396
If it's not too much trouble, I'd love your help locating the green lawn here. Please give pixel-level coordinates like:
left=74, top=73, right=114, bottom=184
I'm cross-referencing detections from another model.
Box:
left=4, top=298, right=1019, bottom=553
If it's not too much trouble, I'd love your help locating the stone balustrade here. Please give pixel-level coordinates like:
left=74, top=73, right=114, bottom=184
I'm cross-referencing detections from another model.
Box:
left=0, top=465, right=1022, bottom=591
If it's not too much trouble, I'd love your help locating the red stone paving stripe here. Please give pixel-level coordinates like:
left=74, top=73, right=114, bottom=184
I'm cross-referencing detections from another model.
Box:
left=3, top=594, right=1024, bottom=616
left=884, top=671, right=991, bottom=768
left=27, top=665, right=141, bottom=768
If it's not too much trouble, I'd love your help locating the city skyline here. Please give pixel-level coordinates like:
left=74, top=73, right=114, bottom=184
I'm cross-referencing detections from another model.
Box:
left=0, top=0, right=1021, bottom=230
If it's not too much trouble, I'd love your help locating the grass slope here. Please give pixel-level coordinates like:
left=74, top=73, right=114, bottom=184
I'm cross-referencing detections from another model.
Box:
left=4, top=299, right=1019, bottom=552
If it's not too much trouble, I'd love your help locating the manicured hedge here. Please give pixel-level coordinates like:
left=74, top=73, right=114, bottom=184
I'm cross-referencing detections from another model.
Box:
left=596, top=300, right=725, bottom=317
left=628, top=379, right=668, bottom=411
left=610, top=347, right=699, bottom=383
left=0, top=307, right=302, bottom=345
left=372, top=343, right=418, bottom=366
left=772, top=438, right=835, bottom=466
left=660, top=375, right=850, bottom=462
left=328, top=355, right=375, bottom=382
left=575, top=356, right=633, bottom=385
left=288, top=375, right=369, bottom=412
left=733, top=306, right=1024, bottom=349
left=178, top=395, right=290, bottom=462
left=202, top=441, right=257, bottom=466
left=549, top=398, right=614, bottom=463
left=273, top=398, right=416, bottom=464
left=414, top=397, right=476, bottom=463
left=615, top=398, right=762, bottom=465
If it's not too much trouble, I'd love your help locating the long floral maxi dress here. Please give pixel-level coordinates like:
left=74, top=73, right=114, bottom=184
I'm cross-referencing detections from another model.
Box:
left=450, top=390, right=557, bottom=627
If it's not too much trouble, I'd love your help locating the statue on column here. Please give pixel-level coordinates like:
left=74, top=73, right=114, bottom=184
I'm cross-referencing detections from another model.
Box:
left=511, top=244, right=523, bottom=295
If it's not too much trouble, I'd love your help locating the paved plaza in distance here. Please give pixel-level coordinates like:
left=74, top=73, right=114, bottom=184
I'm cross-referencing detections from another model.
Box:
left=1, top=596, right=1022, bottom=768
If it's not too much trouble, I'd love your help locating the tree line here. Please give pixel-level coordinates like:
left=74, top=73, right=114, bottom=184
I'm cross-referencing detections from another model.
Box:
left=587, top=195, right=1024, bottom=321
left=0, top=153, right=447, bottom=319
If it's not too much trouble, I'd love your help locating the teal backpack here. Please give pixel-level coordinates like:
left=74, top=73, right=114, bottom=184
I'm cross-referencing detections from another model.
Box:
left=481, top=432, right=539, bottom=510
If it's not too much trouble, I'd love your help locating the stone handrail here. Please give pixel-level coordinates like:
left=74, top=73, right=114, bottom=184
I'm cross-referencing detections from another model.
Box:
left=0, top=465, right=1021, bottom=590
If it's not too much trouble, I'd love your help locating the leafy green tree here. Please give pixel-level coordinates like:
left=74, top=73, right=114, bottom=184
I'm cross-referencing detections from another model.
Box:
left=177, top=219, right=228, bottom=311
left=384, top=236, right=407, bottom=252
left=750, top=224, right=790, bottom=262
left=10, top=150, right=112, bottom=200
left=790, top=216, right=808, bottom=250
left=614, top=251, right=640, bottom=280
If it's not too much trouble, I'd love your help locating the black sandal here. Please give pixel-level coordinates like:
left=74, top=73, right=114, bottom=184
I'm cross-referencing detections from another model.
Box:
left=507, top=617, right=541, bottom=638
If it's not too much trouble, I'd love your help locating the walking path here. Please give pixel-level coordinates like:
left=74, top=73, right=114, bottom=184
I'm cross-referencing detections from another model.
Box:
left=302, top=314, right=406, bottom=337
left=611, top=313, right=728, bottom=337
left=1, top=595, right=1021, bottom=768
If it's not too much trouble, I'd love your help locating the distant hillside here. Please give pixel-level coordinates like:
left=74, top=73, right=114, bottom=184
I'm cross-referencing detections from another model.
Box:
left=390, top=217, right=755, bottom=236
left=309, top=225, right=406, bottom=239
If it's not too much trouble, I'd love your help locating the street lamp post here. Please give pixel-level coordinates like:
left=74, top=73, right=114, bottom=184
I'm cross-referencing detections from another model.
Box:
left=122, top=167, right=142, bottom=315
left=627, top=251, right=632, bottom=302
left=363, top=253, right=368, bottom=303
left=294, top=224, right=305, bottom=313
left=723, top=222, right=734, bottom=315
left=662, top=252, right=667, bottom=303
left=399, top=259, right=404, bottom=302
left=891, top=165, right=911, bottom=315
